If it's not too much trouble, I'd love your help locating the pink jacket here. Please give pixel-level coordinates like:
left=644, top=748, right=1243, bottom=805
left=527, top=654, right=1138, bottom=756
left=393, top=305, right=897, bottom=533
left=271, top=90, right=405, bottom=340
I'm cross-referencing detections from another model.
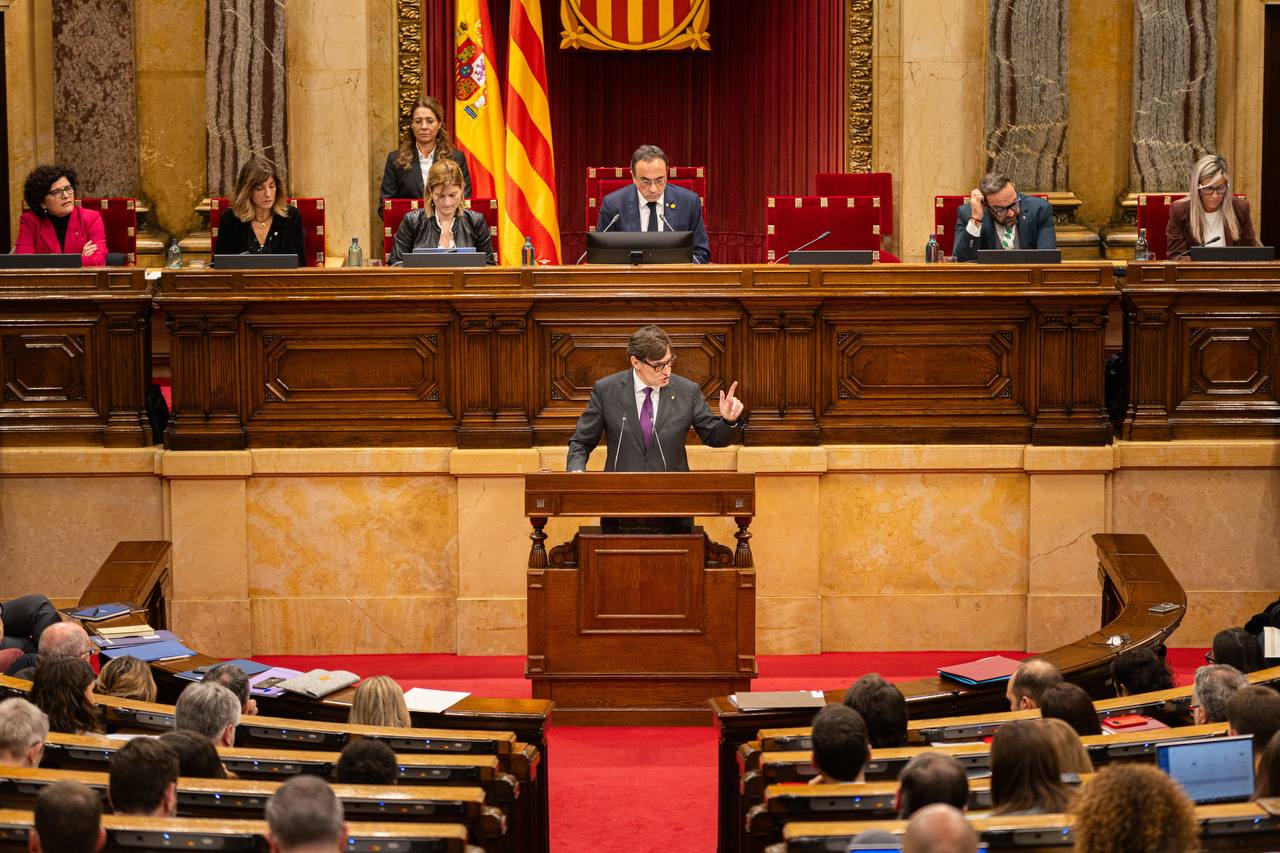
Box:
left=14, top=207, right=108, bottom=265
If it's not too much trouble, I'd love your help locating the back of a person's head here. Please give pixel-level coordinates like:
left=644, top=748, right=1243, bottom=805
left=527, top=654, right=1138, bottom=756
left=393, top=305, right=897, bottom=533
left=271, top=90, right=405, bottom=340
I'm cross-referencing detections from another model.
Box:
left=109, top=737, right=179, bottom=816
left=175, top=681, right=241, bottom=744
left=1192, top=663, right=1248, bottom=723
left=1070, top=763, right=1198, bottom=853
left=32, top=780, right=103, bottom=853
left=989, top=719, right=1070, bottom=815
left=203, top=663, right=251, bottom=707
left=0, top=696, right=49, bottom=765
left=37, top=621, right=89, bottom=658
left=1110, top=646, right=1173, bottom=695
left=1038, top=682, right=1102, bottom=736
left=897, top=752, right=969, bottom=819
left=265, top=775, right=346, bottom=850
left=843, top=672, right=908, bottom=748
left=1256, top=729, right=1280, bottom=799
left=901, top=803, right=979, bottom=853
left=348, top=676, right=409, bottom=729
left=95, top=655, right=157, bottom=703
left=811, top=703, right=870, bottom=782
left=31, top=655, right=99, bottom=735
left=1009, top=658, right=1062, bottom=708
left=1212, top=627, right=1264, bottom=674
left=159, top=729, right=228, bottom=779
left=336, top=737, right=398, bottom=786
left=1226, top=685, right=1280, bottom=754
left=1038, top=717, right=1093, bottom=776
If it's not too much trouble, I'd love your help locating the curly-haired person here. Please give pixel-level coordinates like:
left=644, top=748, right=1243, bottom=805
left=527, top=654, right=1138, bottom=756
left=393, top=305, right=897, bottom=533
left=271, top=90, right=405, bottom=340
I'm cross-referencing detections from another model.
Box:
left=1070, top=763, right=1199, bottom=853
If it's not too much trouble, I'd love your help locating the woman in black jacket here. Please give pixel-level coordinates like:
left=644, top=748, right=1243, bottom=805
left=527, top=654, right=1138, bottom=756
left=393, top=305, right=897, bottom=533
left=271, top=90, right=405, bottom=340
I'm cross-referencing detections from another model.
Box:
left=214, top=157, right=305, bottom=265
left=380, top=95, right=472, bottom=204
left=389, top=159, right=495, bottom=266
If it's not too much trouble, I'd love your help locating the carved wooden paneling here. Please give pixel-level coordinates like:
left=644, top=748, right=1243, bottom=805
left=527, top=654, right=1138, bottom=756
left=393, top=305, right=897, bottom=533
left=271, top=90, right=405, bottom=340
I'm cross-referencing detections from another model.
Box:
left=3, top=333, right=88, bottom=403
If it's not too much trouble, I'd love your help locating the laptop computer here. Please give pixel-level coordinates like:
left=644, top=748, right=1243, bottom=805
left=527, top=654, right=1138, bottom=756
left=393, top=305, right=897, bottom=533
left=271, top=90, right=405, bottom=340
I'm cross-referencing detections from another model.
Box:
left=976, top=249, right=1062, bottom=264
left=0, top=254, right=83, bottom=269
left=403, top=248, right=487, bottom=268
left=1155, top=734, right=1255, bottom=804
left=1189, top=246, right=1275, bottom=262
left=790, top=250, right=874, bottom=265
left=212, top=254, right=300, bottom=270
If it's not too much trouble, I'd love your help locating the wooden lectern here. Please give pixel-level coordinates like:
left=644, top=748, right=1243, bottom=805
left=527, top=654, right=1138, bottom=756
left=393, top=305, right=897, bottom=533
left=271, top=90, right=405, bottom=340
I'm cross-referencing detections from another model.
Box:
left=525, top=472, right=756, bottom=725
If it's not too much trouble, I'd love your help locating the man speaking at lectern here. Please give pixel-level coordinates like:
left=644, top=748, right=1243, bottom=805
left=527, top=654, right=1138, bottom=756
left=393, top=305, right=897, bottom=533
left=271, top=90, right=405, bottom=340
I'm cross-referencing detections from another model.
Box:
left=566, top=325, right=744, bottom=472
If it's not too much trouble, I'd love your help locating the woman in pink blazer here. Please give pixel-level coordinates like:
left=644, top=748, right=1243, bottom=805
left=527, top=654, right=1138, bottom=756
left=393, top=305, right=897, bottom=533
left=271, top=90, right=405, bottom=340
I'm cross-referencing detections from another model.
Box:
left=14, top=165, right=107, bottom=265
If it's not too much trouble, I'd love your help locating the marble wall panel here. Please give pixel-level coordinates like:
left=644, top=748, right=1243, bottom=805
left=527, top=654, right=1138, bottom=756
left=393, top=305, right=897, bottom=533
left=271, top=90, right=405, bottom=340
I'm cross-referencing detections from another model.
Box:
left=823, top=593, right=1028, bottom=650
left=1067, top=0, right=1132, bottom=230
left=1130, top=0, right=1217, bottom=191
left=172, top=598, right=251, bottom=657
left=5, top=0, right=57, bottom=243
left=1028, top=473, right=1106, bottom=595
left=985, top=0, right=1069, bottom=190
left=50, top=0, right=139, bottom=195
left=169, top=478, right=248, bottom=600
left=1027, top=594, right=1100, bottom=651
left=456, top=598, right=526, bottom=655
left=758, top=597, right=821, bottom=655
left=251, top=595, right=455, bottom=654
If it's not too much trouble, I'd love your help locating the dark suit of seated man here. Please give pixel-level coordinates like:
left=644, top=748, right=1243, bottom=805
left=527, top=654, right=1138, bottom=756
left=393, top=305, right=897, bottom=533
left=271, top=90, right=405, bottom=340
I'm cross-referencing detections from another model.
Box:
left=952, top=172, right=1056, bottom=262
left=566, top=324, right=743, bottom=474
left=596, top=144, right=710, bottom=264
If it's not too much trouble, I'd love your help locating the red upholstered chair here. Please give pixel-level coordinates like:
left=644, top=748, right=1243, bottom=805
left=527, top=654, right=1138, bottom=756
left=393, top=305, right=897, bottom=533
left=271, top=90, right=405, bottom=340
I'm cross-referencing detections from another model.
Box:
left=212, top=197, right=325, bottom=266
left=208, top=197, right=232, bottom=255
left=77, top=197, right=137, bottom=264
left=585, top=166, right=708, bottom=231
left=765, top=195, right=884, bottom=263
left=1135, top=194, right=1184, bottom=260
left=0, top=647, right=21, bottom=673
left=382, top=198, right=498, bottom=262
left=934, top=193, right=1051, bottom=256
left=815, top=173, right=894, bottom=236
left=466, top=197, right=499, bottom=263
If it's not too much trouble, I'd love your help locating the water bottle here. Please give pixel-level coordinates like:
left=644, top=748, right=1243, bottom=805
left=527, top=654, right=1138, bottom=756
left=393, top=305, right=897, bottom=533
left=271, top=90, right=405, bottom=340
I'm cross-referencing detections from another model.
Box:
left=345, top=237, right=363, bottom=268
left=1134, top=228, right=1149, bottom=261
left=165, top=238, right=183, bottom=269
left=521, top=236, right=536, bottom=266
left=924, top=234, right=940, bottom=263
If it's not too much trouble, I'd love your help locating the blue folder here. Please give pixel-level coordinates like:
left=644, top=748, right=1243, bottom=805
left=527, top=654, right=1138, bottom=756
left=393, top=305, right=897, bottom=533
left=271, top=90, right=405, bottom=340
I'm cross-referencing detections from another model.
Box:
left=100, top=639, right=195, bottom=663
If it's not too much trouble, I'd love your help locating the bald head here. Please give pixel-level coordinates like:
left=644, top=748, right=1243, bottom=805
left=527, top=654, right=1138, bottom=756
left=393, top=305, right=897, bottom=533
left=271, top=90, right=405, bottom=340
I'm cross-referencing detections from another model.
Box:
left=1006, top=658, right=1062, bottom=711
left=38, top=622, right=90, bottom=658
left=903, top=804, right=980, bottom=853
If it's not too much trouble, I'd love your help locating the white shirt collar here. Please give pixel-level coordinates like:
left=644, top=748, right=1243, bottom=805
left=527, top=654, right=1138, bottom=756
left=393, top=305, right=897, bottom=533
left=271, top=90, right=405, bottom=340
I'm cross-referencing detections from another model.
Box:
left=636, top=188, right=666, bottom=229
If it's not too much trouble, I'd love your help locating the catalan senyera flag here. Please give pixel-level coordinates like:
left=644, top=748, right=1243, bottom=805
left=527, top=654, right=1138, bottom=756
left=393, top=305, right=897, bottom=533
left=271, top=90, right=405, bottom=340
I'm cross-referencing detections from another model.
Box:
left=501, top=0, right=561, bottom=265
left=454, top=0, right=505, bottom=200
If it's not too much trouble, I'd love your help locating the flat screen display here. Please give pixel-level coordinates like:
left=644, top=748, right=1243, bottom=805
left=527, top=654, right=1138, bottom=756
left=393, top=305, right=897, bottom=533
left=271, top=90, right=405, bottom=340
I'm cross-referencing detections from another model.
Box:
left=1156, top=734, right=1255, bottom=804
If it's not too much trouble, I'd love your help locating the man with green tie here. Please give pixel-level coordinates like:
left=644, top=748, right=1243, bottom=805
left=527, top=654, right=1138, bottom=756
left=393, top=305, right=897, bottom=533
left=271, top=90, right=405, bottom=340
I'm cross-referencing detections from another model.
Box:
left=953, top=171, right=1056, bottom=262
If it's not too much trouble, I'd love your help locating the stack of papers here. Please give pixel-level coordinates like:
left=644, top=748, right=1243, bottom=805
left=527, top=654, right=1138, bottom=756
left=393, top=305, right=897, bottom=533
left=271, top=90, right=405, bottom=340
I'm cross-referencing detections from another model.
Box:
left=403, top=687, right=470, bottom=713
left=91, top=630, right=180, bottom=650
left=96, top=623, right=156, bottom=640
left=249, top=666, right=305, bottom=697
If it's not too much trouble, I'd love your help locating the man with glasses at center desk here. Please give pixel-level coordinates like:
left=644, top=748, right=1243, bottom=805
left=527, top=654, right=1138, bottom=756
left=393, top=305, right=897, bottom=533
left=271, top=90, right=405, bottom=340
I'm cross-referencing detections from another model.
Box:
left=953, top=171, right=1057, bottom=262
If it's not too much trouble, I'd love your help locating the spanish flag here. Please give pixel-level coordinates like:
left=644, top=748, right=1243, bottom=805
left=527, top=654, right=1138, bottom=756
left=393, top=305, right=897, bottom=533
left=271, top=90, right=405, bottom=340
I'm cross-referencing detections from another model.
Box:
left=501, top=0, right=561, bottom=264
left=454, top=0, right=504, bottom=200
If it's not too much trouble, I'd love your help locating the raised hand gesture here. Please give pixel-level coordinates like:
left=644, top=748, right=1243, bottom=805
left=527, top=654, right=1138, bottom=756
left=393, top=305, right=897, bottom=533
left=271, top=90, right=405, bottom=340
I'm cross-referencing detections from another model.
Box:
left=718, top=381, right=744, bottom=422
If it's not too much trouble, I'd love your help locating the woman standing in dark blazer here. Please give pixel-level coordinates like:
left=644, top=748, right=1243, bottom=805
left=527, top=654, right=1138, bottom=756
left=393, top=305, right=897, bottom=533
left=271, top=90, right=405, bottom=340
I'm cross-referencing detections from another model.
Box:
left=388, top=159, right=494, bottom=266
left=214, top=158, right=306, bottom=265
left=380, top=96, right=472, bottom=205
left=1166, top=154, right=1257, bottom=259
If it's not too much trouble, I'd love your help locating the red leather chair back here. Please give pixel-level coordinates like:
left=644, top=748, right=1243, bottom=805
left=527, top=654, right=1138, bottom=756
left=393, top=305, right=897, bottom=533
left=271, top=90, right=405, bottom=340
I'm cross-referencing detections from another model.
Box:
left=382, top=198, right=498, bottom=263
left=211, top=197, right=325, bottom=266
left=815, top=173, right=894, bottom=236
left=76, top=198, right=137, bottom=264
left=765, top=195, right=884, bottom=263
left=585, top=166, right=708, bottom=231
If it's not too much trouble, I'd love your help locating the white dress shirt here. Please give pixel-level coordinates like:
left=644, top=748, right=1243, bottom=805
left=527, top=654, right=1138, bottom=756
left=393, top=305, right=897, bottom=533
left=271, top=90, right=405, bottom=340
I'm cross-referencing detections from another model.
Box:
left=637, top=188, right=665, bottom=231
left=1203, top=209, right=1225, bottom=248
left=966, top=217, right=1018, bottom=248
left=418, top=148, right=436, bottom=187
left=633, top=368, right=661, bottom=424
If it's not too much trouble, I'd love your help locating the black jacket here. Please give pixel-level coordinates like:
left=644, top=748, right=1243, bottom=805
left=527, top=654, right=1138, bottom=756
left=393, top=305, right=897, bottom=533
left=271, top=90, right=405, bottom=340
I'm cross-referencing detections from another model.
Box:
left=214, top=206, right=306, bottom=265
left=388, top=208, right=496, bottom=266
left=380, top=149, right=473, bottom=204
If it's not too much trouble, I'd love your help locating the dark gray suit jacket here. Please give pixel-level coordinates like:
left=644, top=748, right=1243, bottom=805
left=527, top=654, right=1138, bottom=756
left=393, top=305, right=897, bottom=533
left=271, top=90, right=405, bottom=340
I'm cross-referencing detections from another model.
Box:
left=566, top=370, right=738, bottom=472
left=952, top=193, right=1056, bottom=261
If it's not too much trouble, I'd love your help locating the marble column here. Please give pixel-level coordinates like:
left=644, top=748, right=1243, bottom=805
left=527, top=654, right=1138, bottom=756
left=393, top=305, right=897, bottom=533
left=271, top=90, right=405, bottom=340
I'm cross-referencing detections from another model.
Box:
left=50, top=0, right=139, bottom=195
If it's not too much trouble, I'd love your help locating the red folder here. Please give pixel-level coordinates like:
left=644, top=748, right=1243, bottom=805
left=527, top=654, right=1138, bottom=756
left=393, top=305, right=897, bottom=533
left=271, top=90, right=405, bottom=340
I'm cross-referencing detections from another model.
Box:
left=937, top=655, right=1022, bottom=686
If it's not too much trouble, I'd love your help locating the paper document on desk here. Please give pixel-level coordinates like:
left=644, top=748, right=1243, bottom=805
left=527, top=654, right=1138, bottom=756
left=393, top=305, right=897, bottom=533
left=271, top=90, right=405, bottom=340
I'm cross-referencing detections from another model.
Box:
left=1264, top=627, right=1280, bottom=659
left=403, top=687, right=471, bottom=713
left=277, top=669, right=361, bottom=699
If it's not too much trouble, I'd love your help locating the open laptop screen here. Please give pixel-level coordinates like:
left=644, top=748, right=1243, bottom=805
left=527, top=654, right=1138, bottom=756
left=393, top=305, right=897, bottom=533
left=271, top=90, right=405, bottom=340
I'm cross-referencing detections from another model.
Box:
left=1155, top=734, right=1255, bottom=804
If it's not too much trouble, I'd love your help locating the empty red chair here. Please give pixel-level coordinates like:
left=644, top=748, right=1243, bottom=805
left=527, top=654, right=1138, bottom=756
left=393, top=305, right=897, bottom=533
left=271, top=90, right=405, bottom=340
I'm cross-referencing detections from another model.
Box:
left=585, top=166, right=708, bottom=231
left=1135, top=193, right=1186, bottom=260
left=77, top=197, right=137, bottom=264
left=765, top=195, right=884, bottom=263
left=815, top=173, right=893, bottom=237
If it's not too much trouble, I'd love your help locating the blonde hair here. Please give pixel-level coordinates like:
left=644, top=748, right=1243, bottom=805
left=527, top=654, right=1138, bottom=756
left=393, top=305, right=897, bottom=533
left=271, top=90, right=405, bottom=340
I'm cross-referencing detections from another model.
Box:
left=348, top=676, right=409, bottom=728
left=230, top=157, right=288, bottom=223
left=1038, top=717, right=1093, bottom=776
left=1187, top=154, right=1241, bottom=245
left=95, top=655, right=157, bottom=703
left=426, top=158, right=465, bottom=209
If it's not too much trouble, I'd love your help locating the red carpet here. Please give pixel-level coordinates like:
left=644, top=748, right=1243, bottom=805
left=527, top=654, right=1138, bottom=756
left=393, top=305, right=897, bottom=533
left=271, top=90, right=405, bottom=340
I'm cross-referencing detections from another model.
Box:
left=254, top=649, right=1208, bottom=853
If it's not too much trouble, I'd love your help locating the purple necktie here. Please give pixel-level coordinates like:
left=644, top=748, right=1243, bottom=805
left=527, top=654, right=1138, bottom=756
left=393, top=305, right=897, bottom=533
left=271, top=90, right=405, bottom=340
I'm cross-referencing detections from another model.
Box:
left=640, top=386, right=654, bottom=448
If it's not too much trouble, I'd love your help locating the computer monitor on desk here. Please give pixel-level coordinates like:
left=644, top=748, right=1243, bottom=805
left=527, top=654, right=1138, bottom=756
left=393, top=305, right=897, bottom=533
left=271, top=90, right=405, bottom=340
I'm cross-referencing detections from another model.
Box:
left=1189, top=246, right=1275, bottom=262
left=212, top=254, right=299, bottom=270
left=975, top=249, right=1062, bottom=264
left=0, top=254, right=83, bottom=269
left=586, top=230, right=694, bottom=264
left=403, top=248, right=487, bottom=268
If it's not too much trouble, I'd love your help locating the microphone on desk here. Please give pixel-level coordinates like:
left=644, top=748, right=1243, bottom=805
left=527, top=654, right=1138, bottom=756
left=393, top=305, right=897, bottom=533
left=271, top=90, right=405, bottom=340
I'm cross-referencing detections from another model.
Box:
left=771, top=230, right=831, bottom=264
left=657, top=209, right=702, bottom=264
left=613, top=415, right=627, bottom=471
left=575, top=214, right=621, bottom=265
left=1174, top=235, right=1221, bottom=260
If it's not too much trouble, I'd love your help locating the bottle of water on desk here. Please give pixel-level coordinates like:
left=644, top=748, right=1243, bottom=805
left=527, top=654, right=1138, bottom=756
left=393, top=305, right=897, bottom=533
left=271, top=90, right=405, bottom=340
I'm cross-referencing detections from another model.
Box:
left=346, top=237, right=363, bottom=268
left=924, top=234, right=940, bottom=263
left=1134, top=228, right=1149, bottom=261
left=521, top=237, right=536, bottom=266
left=165, top=238, right=182, bottom=269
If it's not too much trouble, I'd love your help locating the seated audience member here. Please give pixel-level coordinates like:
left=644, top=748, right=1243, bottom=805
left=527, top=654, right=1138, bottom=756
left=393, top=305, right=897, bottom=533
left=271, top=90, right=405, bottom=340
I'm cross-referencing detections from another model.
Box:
left=388, top=159, right=496, bottom=266
left=176, top=681, right=241, bottom=747
left=0, top=697, right=49, bottom=767
left=897, top=752, right=970, bottom=818
left=989, top=719, right=1072, bottom=816
left=31, top=656, right=99, bottom=735
left=1110, top=645, right=1174, bottom=696
left=204, top=662, right=259, bottom=716
left=1070, top=763, right=1198, bottom=853
left=29, top=779, right=105, bottom=853
left=1038, top=682, right=1102, bottom=736
left=1255, top=729, right=1280, bottom=800
left=159, top=729, right=229, bottom=779
left=1006, top=658, right=1062, bottom=711
left=95, top=655, right=157, bottom=703
left=902, top=803, right=980, bottom=853
left=348, top=675, right=410, bottom=729
left=335, top=737, right=398, bottom=786
left=809, top=703, right=870, bottom=784
left=596, top=144, right=711, bottom=264
left=214, top=157, right=306, bottom=265
left=1166, top=154, right=1257, bottom=260
left=7, top=620, right=93, bottom=677
left=1039, top=717, right=1093, bottom=777
left=108, top=737, right=179, bottom=817
left=14, top=165, right=108, bottom=265
left=952, top=171, right=1055, bottom=262
left=1226, top=685, right=1280, bottom=758
left=0, top=594, right=61, bottom=654
left=265, top=775, right=348, bottom=853
left=1209, top=627, right=1264, bottom=674
left=843, top=672, right=908, bottom=747
left=1192, top=663, right=1249, bottom=724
